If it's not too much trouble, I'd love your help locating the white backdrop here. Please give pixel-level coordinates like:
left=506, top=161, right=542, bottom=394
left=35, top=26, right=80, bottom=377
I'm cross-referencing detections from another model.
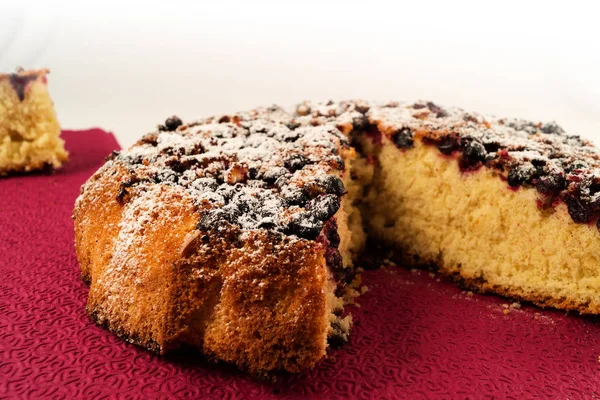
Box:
left=1, top=0, right=599, bottom=148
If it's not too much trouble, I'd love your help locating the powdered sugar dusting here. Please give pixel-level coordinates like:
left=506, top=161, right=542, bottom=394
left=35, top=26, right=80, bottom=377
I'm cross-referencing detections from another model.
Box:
left=109, top=109, right=349, bottom=240
left=93, top=99, right=600, bottom=237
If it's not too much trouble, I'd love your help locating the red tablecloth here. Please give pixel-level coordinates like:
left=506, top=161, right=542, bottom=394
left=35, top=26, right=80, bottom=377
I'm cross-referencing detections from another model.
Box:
left=2, top=129, right=600, bottom=399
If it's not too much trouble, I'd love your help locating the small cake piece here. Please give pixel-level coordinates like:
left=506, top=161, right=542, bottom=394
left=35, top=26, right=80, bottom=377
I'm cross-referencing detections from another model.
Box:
left=0, top=68, right=68, bottom=175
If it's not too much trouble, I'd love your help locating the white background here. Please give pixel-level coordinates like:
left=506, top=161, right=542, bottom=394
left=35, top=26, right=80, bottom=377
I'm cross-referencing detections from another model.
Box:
left=1, top=0, right=599, bottom=148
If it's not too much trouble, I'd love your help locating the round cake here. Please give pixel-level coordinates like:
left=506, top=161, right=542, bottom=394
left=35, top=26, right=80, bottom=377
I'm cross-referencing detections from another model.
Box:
left=74, top=100, right=600, bottom=374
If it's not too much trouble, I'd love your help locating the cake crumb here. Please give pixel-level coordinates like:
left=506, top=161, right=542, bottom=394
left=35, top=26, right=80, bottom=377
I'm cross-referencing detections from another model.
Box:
left=510, top=302, right=521, bottom=309
left=502, top=304, right=509, bottom=309
left=361, top=286, right=369, bottom=294
left=467, top=291, right=474, bottom=297
left=429, top=272, right=435, bottom=278
left=503, top=309, right=511, bottom=315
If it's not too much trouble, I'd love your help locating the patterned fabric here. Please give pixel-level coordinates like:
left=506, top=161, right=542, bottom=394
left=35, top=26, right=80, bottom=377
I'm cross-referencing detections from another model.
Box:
left=1, top=130, right=599, bottom=399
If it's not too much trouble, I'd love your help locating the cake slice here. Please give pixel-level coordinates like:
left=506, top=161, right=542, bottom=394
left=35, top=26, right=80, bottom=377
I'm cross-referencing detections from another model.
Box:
left=0, top=68, right=68, bottom=175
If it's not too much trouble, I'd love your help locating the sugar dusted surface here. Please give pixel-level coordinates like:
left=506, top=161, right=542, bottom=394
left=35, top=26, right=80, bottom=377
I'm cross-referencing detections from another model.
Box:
left=105, top=105, right=352, bottom=239
left=101, top=99, right=600, bottom=232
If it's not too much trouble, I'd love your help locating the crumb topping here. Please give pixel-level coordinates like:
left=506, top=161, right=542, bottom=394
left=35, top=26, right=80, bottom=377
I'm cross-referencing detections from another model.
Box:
left=103, top=106, right=349, bottom=240
left=364, top=100, right=600, bottom=224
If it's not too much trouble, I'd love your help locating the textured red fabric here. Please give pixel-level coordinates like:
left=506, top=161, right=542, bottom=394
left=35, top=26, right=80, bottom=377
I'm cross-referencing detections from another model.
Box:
left=2, top=129, right=600, bottom=399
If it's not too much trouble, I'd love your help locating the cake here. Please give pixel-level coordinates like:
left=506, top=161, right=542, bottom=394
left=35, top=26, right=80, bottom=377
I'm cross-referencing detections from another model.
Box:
left=73, top=100, right=600, bottom=374
left=0, top=68, right=68, bottom=175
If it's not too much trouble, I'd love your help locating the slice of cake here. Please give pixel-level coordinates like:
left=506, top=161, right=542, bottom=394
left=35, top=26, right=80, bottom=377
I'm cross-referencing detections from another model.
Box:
left=0, top=68, right=68, bottom=175
left=74, top=99, right=600, bottom=374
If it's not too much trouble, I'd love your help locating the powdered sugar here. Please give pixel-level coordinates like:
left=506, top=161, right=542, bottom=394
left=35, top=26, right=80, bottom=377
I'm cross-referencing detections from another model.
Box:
left=101, top=99, right=600, bottom=237
left=110, top=110, right=348, bottom=239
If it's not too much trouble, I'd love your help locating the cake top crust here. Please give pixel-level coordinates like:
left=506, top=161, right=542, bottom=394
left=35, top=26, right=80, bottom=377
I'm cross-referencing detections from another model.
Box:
left=361, top=100, right=600, bottom=224
left=0, top=67, right=50, bottom=80
left=99, top=106, right=351, bottom=241
left=87, top=100, right=600, bottom=233
left=0, top=68, right=49, bottom=101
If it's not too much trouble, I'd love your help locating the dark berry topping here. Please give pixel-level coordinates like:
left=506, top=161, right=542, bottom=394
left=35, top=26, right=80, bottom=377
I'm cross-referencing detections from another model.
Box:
left=140, top=133, right=159, bottom=146
left=286, top=121, right=301, bottom=130
left=355, top=104, right=370, bottom=114
left=257, top=219, right=276, bottom=230
left=9, top=73, right=36, bottom=101
left=463, top=114, right=479, bottom=123
left=218, top=115, right=231, bottom=123
left=159, top=116, right=183, bottom=131
left=565, top=193, right=590, bottom=223
left=330, top=156, right=345, bottom=171
left=536, top=173, right=566, bottom=195
left=283, top=188, right=309, bottom=206
left=284, top=213, right=323, bottom=240
left=262, top=167, right=288, bottom=184
left=392, top=127, right=414, bottom=149
left=426, top=101, right=448, bottom=118
left=284, top=154, right=310, bottom=171
left=459, top=138, right=487, bottom=170
left=325, top=247, right=343, bottom=271
left=248, top=167, right=259, bottom=180
left=541, top=122, right=565, bottom=135
left=320, top=175, right=346, bottom=196
left=307, top=194, right=341, bottom=221
left=462, top=139, right=487, bottom=162
left=436, top=136, right=460, bottom=155
left=197, top=210, right=232, bottom=231
left=352, top=115, right=371, bottom=131
left=324, top=221, right=341, bottom=247
left=115, top=176, right=147, bottom=205
left=116, top=188, right=129, bottom=205
left=483, top=142, right=500, bottom=153
left=507, top=163, right=537, bottom=187
left=569, top=160, right=589, bottom=172
left=105, top=150, right=121, bottom=161
left=165, top=157, right=198, bottom=173
left=508, top=121, right=538, bottom=134
left=532, top=160, right=547, bottom=177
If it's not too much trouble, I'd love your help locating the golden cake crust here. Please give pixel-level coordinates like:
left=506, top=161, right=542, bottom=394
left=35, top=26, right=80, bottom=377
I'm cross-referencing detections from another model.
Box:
left=74, top=161, right=336, bottom=373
